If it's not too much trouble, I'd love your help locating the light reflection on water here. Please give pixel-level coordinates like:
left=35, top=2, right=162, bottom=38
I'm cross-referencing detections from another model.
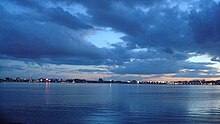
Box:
left=1, top=82, right=220, bottom=123
left=45, top=82, right=50, bottom=105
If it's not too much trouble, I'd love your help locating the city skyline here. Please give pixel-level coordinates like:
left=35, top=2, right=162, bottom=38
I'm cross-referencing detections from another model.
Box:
left=1, top=0, right=220, bottom=81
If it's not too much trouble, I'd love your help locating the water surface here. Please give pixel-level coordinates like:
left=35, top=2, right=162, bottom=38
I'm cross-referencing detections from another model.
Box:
left=1, top=82, right=220, bottom=123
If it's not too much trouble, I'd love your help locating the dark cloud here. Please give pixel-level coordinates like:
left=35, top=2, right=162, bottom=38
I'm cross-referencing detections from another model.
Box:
left=0, top=5, right=108, bottom=65
left=189, top=0, right=220, bottom=57
left=45, top=7, right=93, bottom=29
left=67, top=0, right=194, bottom=52
left=164, top=48, right=174, bottom=54
left=1, top=0, right=220, bottom=78
left=13, top=0, right=93, bottom=30
left=111, top=59, right=213, bottom=75
left=112, top=59, right=180, bottom=75
left=52, top=0, right=165, bottom=37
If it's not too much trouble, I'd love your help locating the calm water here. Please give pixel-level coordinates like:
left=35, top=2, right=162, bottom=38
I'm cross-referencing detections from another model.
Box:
left=1, top=82, right=220, bottom=123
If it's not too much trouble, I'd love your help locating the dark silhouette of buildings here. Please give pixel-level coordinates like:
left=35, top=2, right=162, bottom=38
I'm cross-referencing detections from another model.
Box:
left=1, top=77, right=220, bottom=85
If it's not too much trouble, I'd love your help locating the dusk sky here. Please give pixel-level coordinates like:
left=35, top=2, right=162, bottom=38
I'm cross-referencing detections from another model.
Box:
left=1, top=0, right=220, bottom=81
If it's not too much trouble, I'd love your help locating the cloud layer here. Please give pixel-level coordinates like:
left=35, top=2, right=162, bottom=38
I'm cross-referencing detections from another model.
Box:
left=1, top=0, right=220, bottom=79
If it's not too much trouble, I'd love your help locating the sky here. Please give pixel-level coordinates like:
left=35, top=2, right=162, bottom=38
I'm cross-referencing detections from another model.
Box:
left=1, top=0, right=220, bottom=81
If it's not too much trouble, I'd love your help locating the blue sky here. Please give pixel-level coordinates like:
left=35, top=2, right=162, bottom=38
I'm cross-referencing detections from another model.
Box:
left=1, top=0, right=220, bottom=81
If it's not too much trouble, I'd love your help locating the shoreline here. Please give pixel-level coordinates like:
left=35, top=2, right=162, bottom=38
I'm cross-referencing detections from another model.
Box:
left=1, top=81, right=220, bottom=85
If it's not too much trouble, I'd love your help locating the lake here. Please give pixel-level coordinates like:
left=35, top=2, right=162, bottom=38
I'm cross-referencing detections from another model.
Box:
left=1, top=82, right=220, bottom=123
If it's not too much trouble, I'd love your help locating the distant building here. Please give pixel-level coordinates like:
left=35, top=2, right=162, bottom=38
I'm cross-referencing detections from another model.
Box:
left=98, top=78, right=103, bottom=83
